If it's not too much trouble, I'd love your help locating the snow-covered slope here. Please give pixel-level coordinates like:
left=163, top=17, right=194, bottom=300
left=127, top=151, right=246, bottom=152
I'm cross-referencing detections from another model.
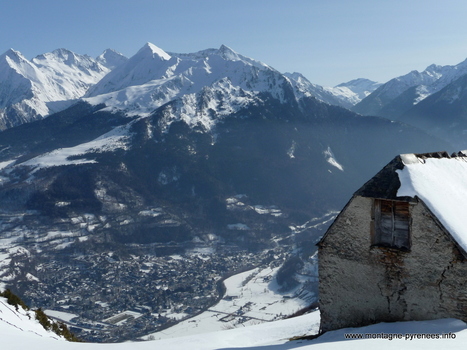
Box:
left=0, top=297, right=65, bottom=343
left=31, top=49, right=109, bottom=104
left=1, top=285, right=466, bottom=349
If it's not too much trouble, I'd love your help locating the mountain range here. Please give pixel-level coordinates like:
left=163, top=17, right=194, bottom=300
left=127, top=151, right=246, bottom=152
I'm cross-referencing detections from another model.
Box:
left=0, top=42, right=460, bottom=342
left=352, top=58, right=467, bottom=149
left=0, top=44, right=380, bottom=130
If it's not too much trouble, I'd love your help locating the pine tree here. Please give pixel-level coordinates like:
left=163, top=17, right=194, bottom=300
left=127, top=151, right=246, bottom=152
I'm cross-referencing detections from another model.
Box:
left=0, top=289, right=29, bottom=311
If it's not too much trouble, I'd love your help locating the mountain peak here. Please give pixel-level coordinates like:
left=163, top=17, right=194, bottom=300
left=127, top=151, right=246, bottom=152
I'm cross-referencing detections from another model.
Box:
left=137, top=42, right=171, bottom=61
left=96, top=49, right=128, bottom=70
left=286, top=72, right=308, bottom=80
left=2, top=48, right=20, bottom=56
left=1, top=48, right=28, bottom=63
left=336, top=78, right=379, bottom=88
left=218, top=44, right=240, bottom=60
left=52, top=47, right=75, bottom=56
left=425, top=63, right=441, bottom=71
left=32, top=48, right=90, bottom=68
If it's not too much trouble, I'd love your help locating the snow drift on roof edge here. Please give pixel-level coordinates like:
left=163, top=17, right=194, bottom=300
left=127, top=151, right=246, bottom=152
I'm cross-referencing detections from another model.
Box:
left=397, top=154, right=467, bottom=253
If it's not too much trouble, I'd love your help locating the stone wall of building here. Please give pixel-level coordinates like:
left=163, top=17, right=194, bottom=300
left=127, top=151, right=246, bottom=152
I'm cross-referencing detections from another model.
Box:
left=318, top=195, right=467, bottom=332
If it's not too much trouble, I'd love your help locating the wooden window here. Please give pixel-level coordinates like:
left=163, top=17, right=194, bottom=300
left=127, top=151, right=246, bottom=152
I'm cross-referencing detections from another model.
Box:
left=373, top=199, right=410, bottom=250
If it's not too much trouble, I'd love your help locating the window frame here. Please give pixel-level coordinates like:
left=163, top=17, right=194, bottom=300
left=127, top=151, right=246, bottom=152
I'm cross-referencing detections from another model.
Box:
left=372, top=199, right=411, bottom=251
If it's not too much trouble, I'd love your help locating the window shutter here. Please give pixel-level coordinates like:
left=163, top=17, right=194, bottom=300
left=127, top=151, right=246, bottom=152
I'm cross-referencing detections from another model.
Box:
left=373, top=199, right=410, bottom=250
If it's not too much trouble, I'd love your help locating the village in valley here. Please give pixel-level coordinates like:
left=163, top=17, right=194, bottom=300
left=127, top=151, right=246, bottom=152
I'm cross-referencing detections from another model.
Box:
left=6, top=237, right=317, bottom=342
left=38, top=248, right=317, bottom=342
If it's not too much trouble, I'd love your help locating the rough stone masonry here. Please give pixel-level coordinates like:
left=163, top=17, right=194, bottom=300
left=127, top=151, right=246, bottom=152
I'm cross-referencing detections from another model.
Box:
left=318, top=195, right=467, bottom=332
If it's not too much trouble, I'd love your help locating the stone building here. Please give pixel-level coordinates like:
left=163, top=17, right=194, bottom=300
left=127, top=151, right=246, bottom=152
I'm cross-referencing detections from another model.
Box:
left=318, top=151, right=467, bottom=332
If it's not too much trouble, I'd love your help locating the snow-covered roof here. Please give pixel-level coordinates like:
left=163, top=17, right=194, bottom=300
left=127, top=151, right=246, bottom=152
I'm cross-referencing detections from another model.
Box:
left=397, top=151, right=467, bottom=253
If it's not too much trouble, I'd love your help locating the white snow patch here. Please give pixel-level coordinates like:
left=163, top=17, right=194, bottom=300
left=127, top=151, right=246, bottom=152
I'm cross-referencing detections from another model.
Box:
left=138, top=208, right=163, bottom=217
left=400, top=153, right=421, bottom=165
left=253, top=205, right=282, bottom=217
left=25, top=273, right=40, bottom=282
left=0, top=160, right=14, bottom=170
left=19, top=123, right=132, bottom=170
left=287, top=141, right=296, bottom=159
left=323, top=147, right=344, bottom=171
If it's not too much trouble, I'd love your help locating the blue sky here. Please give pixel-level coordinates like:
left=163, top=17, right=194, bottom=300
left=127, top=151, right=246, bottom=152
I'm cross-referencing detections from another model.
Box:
left=2, top=0, right=467, bottom=86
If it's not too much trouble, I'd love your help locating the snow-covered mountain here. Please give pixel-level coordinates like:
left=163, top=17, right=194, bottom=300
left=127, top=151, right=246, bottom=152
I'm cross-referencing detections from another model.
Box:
left=327, top=78, right=382, bottom=106
left=353, top=59, right=467, bottom=117
left=393, top=73, right=467, bottom=149
left=31, top=49, right=109, bottom=101
left=84, top=42, right=383, bottom=121
left=84, top=43, right=297, bottom=124
left=0, top=48, right=125, bottom=129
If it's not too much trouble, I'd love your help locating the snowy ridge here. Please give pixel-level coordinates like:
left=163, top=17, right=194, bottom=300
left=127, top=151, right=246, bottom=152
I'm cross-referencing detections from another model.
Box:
left=0, top=42, right=384, bottom=131
left=156, top=79, right=261, bottom=132
left=381, top=69, right=441, bottom=101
